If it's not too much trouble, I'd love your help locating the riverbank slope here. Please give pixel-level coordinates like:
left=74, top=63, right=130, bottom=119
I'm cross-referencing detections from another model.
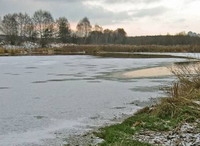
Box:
left=94, top=62, right=200, bottom=146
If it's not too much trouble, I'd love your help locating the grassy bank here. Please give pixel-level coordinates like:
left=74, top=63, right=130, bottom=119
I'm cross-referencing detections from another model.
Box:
left=95, top=63, right=200, bottom=146
left=1, top=45, right=200, bottom=56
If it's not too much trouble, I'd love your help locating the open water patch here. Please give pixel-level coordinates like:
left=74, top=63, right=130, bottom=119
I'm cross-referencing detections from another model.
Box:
left=55, top=74, right=73, bottom=77
left=47, top=73, right=75, bottom=77
left=129, top=98, right=160, bottom=107
left=98, top=74, right=137, bottom=83
left=33, top=97, right=41, bottom=100
left=32, top=78, right=81, bottom=84
left=34, top=116, right=47, bottom=120
left=130, top=85, right=162, bottom=93
left=87, top=80, right=102, bottom=83
left=25, top=67, right=38, bottom=69
left=111, top=106, right=126, bottom=110
left=4, top=73, right=20, bottom=76
left=25, top=72, right=33, bottom=74
left=89, top=115, right=102, bottom=120
left=0, top=87, right=10, bottom=90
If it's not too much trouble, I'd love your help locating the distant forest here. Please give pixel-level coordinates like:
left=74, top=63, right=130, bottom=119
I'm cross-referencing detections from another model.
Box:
left=0, top=10, right=200, bottom=47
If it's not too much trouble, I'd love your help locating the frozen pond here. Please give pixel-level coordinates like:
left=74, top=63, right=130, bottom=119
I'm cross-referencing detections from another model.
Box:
left=0, top=55, right=187, bottom=146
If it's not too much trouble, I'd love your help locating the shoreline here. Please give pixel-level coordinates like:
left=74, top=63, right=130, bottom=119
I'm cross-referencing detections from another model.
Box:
left=65, top=99, right=160, bottom=146
left=94, top=61, right=200, bottom=146
left=65, top=66, right=174, bottom=146
left=122, top=66, right=173, bottom=78
left=66, top=62, right=200, bottom=146
left=122, top=59, right=200, bottom=78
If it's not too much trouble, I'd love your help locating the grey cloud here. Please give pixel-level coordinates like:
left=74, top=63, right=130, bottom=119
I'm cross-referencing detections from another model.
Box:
left=0, top=0, right=168, bottom=27
left=90, top=9, right=130, bottom=25
left=131, top=6, right=169, bottom=17
left=103, top=0, right=161, bottom=4
left=49, top=3, right=130, bottom=25
left=0, top=0, right=35, bottom=16
left=35, top=0, right=161, bottom=4
left=34, top=0, right=87, bottom=2
left=0, top=0, right=130, bottom=25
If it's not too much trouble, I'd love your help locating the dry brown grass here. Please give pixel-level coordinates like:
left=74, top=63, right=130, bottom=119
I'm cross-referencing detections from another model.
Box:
left=152, top=62, right=200, bottom=119
left=1, top=44, right=200, bottom=56
left=0, top=48, right=5, bottom=54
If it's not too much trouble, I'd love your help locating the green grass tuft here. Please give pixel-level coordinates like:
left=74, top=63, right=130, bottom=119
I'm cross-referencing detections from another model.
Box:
left=95, top=62, right=200, bottom=146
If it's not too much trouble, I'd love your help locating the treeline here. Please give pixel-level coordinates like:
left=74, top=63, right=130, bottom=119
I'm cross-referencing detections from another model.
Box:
left=1, top=10, right=200, bottom=47
left=127, top=35, right=200, bottom=45
left=0, top=10, right=126, bottom=47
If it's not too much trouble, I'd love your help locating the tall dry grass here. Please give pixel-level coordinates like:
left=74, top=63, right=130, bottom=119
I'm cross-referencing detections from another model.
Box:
left=152, top=62, right=200, bottom=120
left=1, top=45, right=200, bottom=56
left=0, top=48, right=5, bottom=55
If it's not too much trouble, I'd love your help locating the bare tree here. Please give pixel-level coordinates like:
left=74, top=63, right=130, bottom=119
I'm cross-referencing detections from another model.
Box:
left=33, top=10, right=54, bottom=38
left=14, top=13, right=32, bottom=40
left=76, top=17, right=92, bottom=38
left=0, top=14, right=18, bottom=44
left=56, top=17, right=71, bottom=43
left=89, top=31, right=103, bottom=44
left=114, top=28, right=127, bottom=44
left=32, top=10, right=54, bottom=46
left=88, top=24, right=103, bottom=44
left=103, top=29, right=113, bottom=44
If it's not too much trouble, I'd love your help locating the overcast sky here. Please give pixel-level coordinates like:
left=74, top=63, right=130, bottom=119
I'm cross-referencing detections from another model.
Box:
left=0, top=0, right=200, bottom=36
